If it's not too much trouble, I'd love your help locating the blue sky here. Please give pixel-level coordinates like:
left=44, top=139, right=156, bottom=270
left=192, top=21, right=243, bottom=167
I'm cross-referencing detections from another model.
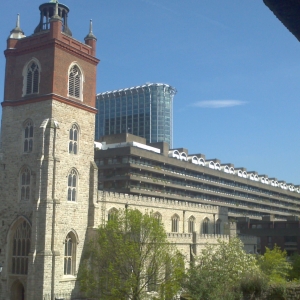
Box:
left=1, top=1, right=300, bottom=184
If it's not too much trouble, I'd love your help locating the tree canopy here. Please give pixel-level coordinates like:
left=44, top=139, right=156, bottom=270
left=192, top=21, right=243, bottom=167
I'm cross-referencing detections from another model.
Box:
left=79, top=209, right=184, bottom=300
left=184, top=238, right=263, bottom=300
left=257, top=245, right=292, bottom=283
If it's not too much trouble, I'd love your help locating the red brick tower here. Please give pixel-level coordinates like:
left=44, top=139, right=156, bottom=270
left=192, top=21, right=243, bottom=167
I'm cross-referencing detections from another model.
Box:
left=0, top=1, right=99, bottom=299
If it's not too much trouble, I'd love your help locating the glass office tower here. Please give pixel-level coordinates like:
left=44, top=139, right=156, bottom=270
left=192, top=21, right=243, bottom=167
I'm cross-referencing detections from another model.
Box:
left=95, top=83, right=176, bottom=147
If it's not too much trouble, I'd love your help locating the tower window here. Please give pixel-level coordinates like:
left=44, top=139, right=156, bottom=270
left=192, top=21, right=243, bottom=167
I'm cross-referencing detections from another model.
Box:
left=68, top=169, right=77, bottom=201
left=20, top=167, right=31, bottom=201
left=64, top=232, right=76, bottom=275
left=69, top=124, right=79, bottom=154
left=68, top=65, right=82, bottom=99
left=12, top=220, right=31, bottom=275
left=25, top=61, right=40, bottom=95
left=24, top=120, right=33, bottom=153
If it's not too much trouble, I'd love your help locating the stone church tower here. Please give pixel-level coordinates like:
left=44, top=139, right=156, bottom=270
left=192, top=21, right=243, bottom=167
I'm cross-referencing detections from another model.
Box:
left=0, top=1, right=99, bottom=299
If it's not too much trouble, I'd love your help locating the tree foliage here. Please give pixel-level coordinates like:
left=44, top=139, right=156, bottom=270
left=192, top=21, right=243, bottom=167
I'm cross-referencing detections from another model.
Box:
left=289, top=253, right=300, bottom=281
left=184, top=238, right=263, bottom=300
left=257, top=245, right=292, bottom=283
left=78, top=209, right=185, bottom=300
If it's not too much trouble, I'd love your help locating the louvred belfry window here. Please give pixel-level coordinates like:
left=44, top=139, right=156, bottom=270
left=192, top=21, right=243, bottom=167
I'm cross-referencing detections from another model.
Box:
left=26, top=62, right=39, bottom=95
left=69, top=65, right=81, bottom=99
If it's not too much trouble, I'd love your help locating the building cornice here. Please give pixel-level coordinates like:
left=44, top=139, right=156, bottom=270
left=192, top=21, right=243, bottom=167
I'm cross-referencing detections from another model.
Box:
left=2, top=93, right=97, bottom=114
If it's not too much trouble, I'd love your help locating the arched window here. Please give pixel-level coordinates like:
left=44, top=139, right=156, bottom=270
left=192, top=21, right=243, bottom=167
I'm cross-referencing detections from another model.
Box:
left=171, top=214, right=179, bottom=233
left=67, top=169, right=77, bottom=201
left=68, top=65, right=82, bottom=99
left=188, top=216, right=195, bottom=233
left=23, top=120, right=33, bottom=153
left=108, top=208, right=118, bottom=221
left=202, top=218, right=209, bottom=234
left=216, top=219, right=221, bottom=235
left=20, top=167, right=30, bottom=201
left=64, top=232, right=76, bottom=275
left=153, top=212, right=162, bottom=224
left=69, top=124, right=79, bottom=154
left=11, top=220, right=31, bottom=275
left=22, top=59, right=40, bottom=96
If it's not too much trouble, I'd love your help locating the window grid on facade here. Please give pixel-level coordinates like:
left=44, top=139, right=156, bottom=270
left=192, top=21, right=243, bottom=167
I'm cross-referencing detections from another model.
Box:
left=12, top=221, right=31, bottom=275
left=69, top=124, right=78, bottom=154
left=64, top=233, right=76, bottom=275
left=203, top=218, right=209, bottom=234
left=68, top=169, right=77, bottom=201
left=26, top=62, right=39, bottom=95
left=20, top=168, right=30, bottom=201
left=188, top=216, right=195, bottom=233
left=24, top=121, right=33, bottom=153
left=96, top=83, right=176, bottom=147
left=68, top=65, right=81, bottom=99
left=171, top=215, right=179, bottom=233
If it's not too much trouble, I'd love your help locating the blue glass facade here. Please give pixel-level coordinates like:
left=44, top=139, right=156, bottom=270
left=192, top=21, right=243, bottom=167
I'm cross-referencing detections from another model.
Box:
left=95, top=83, right=176, bottom=147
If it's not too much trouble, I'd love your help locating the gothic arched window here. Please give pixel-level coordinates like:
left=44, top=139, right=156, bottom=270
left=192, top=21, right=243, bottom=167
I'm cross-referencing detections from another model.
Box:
left=171, top=214, right=179, bottom=233
left=68, top=65, right=82, bottom=99
left=23, top=120, right=33, bottom=153
left=69, top=124, right=79, bottom=154
left=154, top=212, right=162, bottom=224
left=23, top=60, right=40, bottom=96
left=108, top=208, right=118, bottom=221
left=64, top=232, right=76, bottom=275
left=202, top=218, right=209, bottom=234
left=188, top=216, right=195, bottom=233
left=67, top=169, right=77, bottom=201
left=11, top=220, right=31, bottom=275
left=20, top=167, right=30, bottom=201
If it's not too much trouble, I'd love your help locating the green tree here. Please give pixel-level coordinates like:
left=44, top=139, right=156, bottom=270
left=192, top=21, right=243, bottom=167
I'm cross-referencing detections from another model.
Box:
left=78, top=209, right=185, bottom=300
left=257, top=245, right=292, bottom=283
left=289, top=253, right=300, bottom=281
left=184, top=238, right=263, bottom=300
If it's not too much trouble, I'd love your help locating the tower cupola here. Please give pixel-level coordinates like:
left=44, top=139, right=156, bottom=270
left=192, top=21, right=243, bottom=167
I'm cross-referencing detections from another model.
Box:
left=34, top=0, right=72, bottom=36
left=8, top=14, right=26, bottom=39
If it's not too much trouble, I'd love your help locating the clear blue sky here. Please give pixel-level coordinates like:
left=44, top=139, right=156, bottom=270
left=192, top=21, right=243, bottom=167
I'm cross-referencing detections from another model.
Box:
left=1, top=1, right=300, bottom=185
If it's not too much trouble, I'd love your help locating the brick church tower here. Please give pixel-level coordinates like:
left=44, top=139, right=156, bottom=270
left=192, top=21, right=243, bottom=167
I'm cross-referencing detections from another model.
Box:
left=0, top=1, right=99, bottom=299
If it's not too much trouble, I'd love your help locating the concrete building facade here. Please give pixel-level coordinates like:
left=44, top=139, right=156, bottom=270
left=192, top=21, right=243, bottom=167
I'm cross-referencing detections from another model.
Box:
left=95, top=133, right=300, bottom=222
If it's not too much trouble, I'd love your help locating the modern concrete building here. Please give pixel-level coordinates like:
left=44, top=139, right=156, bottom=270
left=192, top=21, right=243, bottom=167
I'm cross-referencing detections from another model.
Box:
left=237, top=215, right=300, bottom=256
left=95, top=83, right=176, bottom=147
left=95, top=133, right=300, bottom=221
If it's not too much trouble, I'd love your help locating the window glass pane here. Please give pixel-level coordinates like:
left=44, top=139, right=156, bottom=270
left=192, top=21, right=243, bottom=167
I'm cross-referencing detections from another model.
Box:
left=69, top=129, right=73, bottom=140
